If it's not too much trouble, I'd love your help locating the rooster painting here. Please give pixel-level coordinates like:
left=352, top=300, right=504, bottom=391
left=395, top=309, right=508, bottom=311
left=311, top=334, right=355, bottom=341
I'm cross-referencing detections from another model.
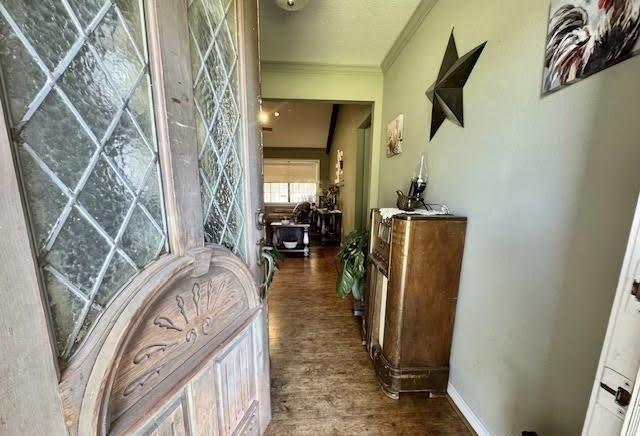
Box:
left=543, top=0, right=640, bottom=93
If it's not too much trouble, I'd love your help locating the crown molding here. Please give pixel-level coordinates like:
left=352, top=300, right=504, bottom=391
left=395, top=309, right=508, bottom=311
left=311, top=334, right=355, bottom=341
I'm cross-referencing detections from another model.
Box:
left=381, top=0, right=439, bottom=72
left=260, top=61, right=382, bottom=77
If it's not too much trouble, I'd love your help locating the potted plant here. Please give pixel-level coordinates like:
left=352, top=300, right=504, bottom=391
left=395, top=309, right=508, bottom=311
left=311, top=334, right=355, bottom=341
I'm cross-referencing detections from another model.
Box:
left=260, top=245, right=284, bottom=299
left=336, top=230, right=368, bottom=316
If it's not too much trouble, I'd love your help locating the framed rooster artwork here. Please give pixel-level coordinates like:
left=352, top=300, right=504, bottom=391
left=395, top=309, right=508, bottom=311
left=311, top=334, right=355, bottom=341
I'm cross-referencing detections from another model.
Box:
left=543, top=0, right=640, bottom=94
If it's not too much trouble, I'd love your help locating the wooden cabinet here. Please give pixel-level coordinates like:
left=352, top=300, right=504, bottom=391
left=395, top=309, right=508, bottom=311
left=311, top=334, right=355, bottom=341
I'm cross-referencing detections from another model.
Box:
left=365, top=210, right=467, bottom=398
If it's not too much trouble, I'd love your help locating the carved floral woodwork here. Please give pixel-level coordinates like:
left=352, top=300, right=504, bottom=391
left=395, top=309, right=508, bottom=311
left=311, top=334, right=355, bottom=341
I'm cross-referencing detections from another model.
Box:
left=59, top=246, right=262, bottom=435
left=110, top=259, right=254, bottom=421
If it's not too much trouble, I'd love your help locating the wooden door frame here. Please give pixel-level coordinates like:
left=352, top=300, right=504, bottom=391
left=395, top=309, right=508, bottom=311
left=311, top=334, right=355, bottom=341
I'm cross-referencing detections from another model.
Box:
left=0, top=80, right=68, bottom=435
left=237, top=0, right=264, bottom=283
left=146, top=0, right=263, bottom=267
left=0, top=0, right=263, bottom=433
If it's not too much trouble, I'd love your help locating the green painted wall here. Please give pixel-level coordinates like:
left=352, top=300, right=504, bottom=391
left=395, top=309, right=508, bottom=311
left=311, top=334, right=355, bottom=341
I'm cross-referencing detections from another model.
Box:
left=263, top=147, right=330, bottom=187
left=377, top=1, right=640, bottom=434
left=328, top=104, right=372, bottom=235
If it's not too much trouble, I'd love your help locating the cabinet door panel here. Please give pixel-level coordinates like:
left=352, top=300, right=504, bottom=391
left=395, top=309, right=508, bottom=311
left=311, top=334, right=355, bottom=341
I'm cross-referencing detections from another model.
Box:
left=215, top=330, right=256, bottom=435
left=189, top=361, right=220, bottom=436
left=138, top=393, right=190, bottom=436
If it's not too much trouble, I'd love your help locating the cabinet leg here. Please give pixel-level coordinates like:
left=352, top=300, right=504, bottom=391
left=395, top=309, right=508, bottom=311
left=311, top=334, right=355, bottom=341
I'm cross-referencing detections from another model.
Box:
left=381, top=385, right=399, bottom=400
left=303, top=228, right=309, bottom=257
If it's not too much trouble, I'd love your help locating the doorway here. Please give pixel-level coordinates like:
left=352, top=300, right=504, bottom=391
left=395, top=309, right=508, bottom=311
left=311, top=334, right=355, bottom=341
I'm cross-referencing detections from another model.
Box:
left=260, top=99, right=374, bottom=241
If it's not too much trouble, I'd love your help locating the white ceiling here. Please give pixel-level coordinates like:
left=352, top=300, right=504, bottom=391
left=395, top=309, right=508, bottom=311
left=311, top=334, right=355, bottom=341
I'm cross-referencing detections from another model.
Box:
left=262, top=100, right=333, bottom=148
left=259, top=0, right=423, bottom=66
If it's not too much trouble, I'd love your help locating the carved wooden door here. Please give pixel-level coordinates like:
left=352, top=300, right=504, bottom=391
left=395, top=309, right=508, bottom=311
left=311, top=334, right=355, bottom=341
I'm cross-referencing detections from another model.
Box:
left=0, top=0, right=268, bottom=434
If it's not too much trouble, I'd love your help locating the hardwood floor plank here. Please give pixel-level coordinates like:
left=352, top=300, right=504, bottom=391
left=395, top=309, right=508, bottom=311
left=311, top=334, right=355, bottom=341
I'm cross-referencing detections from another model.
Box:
left=266, top=247, right=471, bottom=435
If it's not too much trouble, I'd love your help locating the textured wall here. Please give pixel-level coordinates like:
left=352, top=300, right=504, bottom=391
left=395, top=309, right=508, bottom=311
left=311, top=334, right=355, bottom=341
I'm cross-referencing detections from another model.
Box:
left=377, top=1, right=640, bottom=434
left=329, top=104, right=372, bottom=235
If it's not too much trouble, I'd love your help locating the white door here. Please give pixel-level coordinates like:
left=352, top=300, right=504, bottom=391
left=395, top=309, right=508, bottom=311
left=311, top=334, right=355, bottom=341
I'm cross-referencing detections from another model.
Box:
left=0, top=0, right=269, bottom=434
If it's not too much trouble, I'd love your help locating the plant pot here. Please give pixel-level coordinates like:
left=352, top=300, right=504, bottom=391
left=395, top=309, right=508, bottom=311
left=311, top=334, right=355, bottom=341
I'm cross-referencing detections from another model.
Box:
left=351, top=283, right=365, bottom=317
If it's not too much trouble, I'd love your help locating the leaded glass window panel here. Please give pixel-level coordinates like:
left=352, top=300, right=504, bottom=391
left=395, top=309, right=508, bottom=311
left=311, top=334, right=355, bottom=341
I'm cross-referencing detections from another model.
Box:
left=0, top=0, right=167, bottom=359
left=188, top=0, right=246, bottom=258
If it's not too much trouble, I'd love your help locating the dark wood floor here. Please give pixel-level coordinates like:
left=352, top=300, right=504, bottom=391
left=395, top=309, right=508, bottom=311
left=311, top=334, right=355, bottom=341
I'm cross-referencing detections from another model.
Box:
left=265, top=246, right=472, bottom=435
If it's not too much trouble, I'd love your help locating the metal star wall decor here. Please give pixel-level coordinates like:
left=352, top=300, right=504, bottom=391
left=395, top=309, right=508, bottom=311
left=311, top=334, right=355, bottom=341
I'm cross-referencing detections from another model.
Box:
left=426, top=30, right=487, bottom=140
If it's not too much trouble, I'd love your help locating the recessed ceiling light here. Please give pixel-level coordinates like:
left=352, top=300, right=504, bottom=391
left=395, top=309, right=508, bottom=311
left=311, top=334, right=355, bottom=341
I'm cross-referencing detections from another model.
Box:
left=274, top=111, right=280, bottom=117
left=276, top=0, right=309, bottom=12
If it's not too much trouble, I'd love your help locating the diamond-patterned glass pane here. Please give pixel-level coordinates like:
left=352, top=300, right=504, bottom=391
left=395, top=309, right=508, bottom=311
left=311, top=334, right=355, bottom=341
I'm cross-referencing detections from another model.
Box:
left=2, top=0, right=78, bottom=70
left=44, top=270, right=88, bottom=354
left=139, top=166, right=164, bottom=225
left=0, top=14, right=46, bottom=123
left=77, top=157, right=133, bottom=238
left=46, top=209, right=111, bottom=296
left=189, top=0, right=245, bottom=257
left=22, top=92, right=95, bottom=189
left=67, top=0, right=104, bottom=30
left=205, top=42, right=227, bottom=97
left=128, top=74, right=154, bottom=144
left=103, top=112, right=153, bottom=190
left=0, top=1, right=167, bottom=359
left=95, top=251, right=136, bottom=307
left=120, top=205, right=163, bottom=268
left=116, top=0, right=145, bottom=54
left=91, top=6, right=143, bottom=97
left=18, top=149, right=69, bottom=248
left=58, top=44, right=120, bottom=140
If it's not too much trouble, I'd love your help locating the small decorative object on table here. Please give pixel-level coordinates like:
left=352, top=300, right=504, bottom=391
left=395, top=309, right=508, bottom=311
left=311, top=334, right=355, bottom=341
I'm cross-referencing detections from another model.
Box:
left=396, top=153, right=429, bottom=211
left=283, top=240, right=298, bottom=249
left=323, top=184, right=339, bottom=211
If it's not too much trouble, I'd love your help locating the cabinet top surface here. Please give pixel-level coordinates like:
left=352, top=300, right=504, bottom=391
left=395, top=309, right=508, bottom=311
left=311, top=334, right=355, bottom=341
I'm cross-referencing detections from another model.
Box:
left=374, top=210, right=467, bottom=222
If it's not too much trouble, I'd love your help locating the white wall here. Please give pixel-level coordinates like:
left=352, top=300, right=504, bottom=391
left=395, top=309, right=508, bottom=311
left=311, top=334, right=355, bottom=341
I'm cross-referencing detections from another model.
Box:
left=377, top=1, right=640, bottom=434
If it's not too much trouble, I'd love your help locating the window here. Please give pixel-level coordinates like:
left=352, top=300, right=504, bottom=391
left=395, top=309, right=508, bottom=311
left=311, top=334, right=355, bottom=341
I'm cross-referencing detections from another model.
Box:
left=189, top=0, right=246, bottom=258
left=263, top=159, right=319, bottom=203
left=264, top=183, right=289, bottom=203
left=264, top=182, right=317, bottom=203
left=289, top=183, right=317, bottom=203
left=0, top=0, right=167, bottom=358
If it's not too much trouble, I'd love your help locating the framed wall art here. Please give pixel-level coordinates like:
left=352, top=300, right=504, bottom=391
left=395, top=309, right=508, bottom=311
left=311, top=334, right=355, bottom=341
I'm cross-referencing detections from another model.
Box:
left=543, top=0, right=640, bottom=94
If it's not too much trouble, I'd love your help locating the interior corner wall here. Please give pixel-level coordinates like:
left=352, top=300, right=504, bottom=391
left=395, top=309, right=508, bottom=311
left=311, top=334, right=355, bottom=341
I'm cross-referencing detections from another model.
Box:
left=328, top=104, right=372, bottom=236
left=260, top=64, right=383, bottom=215
left=377, top=1, right=640, bottom=435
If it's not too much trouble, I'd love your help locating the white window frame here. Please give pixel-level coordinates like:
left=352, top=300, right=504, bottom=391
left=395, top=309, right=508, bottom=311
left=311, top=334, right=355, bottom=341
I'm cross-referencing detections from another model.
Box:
left=263, top=158, right=320, bottom=205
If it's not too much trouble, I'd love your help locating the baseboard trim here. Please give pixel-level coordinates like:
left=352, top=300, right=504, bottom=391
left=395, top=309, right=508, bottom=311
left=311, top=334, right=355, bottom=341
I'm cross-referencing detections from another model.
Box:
left=447, top=383, right=493, bottom=436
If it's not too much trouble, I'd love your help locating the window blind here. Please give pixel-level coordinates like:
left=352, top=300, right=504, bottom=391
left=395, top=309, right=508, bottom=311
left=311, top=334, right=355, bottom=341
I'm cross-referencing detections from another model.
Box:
left=264, top=160, right=319, bottom=183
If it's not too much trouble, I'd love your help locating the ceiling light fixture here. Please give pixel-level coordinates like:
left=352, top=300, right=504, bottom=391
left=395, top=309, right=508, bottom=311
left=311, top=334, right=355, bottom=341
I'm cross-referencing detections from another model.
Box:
left=259, top=111, right=269, bottom=124
left=276, top=0, right=309, bottom=12
left=274, top=111, right=280, bottom=117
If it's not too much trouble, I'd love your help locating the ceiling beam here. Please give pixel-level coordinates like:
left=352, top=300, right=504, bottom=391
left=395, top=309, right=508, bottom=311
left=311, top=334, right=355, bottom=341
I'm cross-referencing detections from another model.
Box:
left=325, top=104, right=340, bottom=155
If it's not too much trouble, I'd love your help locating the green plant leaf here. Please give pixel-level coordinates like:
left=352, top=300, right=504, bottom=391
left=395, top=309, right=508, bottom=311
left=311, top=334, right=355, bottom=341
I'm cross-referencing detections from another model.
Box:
left=336, top=230, right=369, bottom=299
